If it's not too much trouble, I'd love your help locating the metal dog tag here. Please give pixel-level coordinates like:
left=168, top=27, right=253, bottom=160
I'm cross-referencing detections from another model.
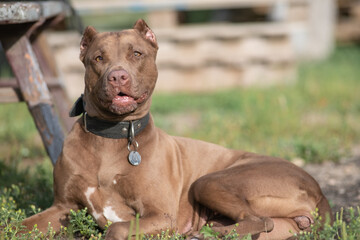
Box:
left=128, top=151, right=141, bottom=166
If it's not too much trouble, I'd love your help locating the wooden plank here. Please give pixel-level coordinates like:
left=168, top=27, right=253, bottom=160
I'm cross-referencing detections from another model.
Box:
left=30, top=103, right=64, bottom=165
left=2, top=36, right=52, bottom=106
left=154, top=22, right=291, bottom=41
left=157, top=65, right=243, bottom=92
left=351, top=2, right=360, bottom=20
left=0, top=2, right=41, bottom=24
left=0, top=1, right=67, bottom=24
left=157, top=37, right=293, bottom=69
left=0, top=79, right=18, bottom=88
left=0, top=88, right=23, bottom=102
left=73, top=0, right=306, bottom=14
left=156, top=63, right=296, bottom=92
left=155, top=22, right=293, bottom=69
left=305, top=0, right=335, bottom=60
left=147, top=10, right=178, bottom=28
left=0, top=77, right=70, bottom=106
left=336, top=19, right=360, bottom=42
left=0, top=77, right=62, bottom=88
left=2, top=36, right=64, bottom=164
left=32, top=33, right=75, bottom=132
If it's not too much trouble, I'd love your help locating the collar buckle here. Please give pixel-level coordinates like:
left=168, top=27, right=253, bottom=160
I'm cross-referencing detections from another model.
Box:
left=83, top=112, right=90, bottom=133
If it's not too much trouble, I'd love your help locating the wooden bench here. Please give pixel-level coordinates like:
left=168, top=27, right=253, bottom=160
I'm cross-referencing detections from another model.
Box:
left=0, top=1, right=74, bottom=164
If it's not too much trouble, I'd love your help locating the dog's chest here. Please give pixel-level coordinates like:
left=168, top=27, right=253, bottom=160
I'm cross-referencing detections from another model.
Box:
left=82, top=161, right=143, bottom=226
left=82, top=182, right=139, bottom=227
left=96, top=159, right=136, bottom=190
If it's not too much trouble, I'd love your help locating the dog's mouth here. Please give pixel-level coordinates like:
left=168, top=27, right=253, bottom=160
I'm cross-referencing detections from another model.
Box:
left=112, top=92, right=135, bottom=105
left=112, top=91, right=148, bottom=105
left=108, top=90, right=149, bottom=115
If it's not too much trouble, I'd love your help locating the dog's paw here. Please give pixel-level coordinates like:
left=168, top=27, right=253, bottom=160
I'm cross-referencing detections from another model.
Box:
left=186, top=232, right=205, bottom=240
left=262, top=217, right=275, bottom=232
left=293, top=216, right=313, bottom=230
left=105, top=222, right=129, bottom=240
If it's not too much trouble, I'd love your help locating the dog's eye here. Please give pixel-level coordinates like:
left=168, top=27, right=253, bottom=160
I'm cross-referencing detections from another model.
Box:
left=134, top=51, right=142, bottom=57
left=95, top=56, right=103, bottom=62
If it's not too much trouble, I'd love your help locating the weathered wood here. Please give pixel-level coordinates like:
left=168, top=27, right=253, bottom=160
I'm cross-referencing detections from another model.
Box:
left=73, top=0, right=306, bottom=14
left=44, top=31, right=85, bottom=100
left=0, top=2, right=67, bottom=24
left=0, top=77, right=71, bottom=106
left=30, top=103, right=64, bottom=165
left=336, top=0, right=360, bottom=43
left=32, top=33, right=75, bottom=132
left=353, top=2, right=360, bottom=20
left=0, top=1, right=73, bottom=165
left=154, top=22, right=293, bottom=41
left=304, top=0, right=336, bottom=60
left=0, top=79, right=18, bottom=88
left=2, top=36, right=52, bottom=106
left=0, top=77, right=62, bottom=88
left=0, top=88, right=23, bottom=102
left=155, top=23, right=294, bottom=71
left=0, top=2, right=42, bottom=24
left=2, top=35, right=64, bottom=164
left=157, top=63, right=296, bottom=92
left=147, top=10, right=178, bottom=28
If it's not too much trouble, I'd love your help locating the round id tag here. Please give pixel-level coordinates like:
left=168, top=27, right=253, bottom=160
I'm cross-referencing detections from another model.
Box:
left=128, top=151, right=141, bottom=166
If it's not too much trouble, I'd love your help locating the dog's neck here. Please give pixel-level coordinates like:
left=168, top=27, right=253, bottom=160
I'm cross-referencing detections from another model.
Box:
left=83, top=112, right=150, bottom=139
left=69, top=94, right=150, bottom=139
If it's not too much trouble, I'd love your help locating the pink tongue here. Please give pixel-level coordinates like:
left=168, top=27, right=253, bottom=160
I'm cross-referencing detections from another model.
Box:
left=113, top=95, right=134, bottom=103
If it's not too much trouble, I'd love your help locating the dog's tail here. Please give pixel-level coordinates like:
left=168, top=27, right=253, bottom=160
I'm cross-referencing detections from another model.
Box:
left=316, top=195, right=334, bottom=225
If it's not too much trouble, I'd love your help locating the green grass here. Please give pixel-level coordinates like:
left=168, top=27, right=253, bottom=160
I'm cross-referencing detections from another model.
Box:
left=0, top=45, right=360, bottom=238
left=1, top=46, right=359, bottom=162
left=151, top=46, right=360, bottom=163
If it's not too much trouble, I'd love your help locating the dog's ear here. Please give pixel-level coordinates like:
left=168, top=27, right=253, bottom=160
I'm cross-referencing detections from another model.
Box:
left=80, top=26, right=98, bottom=62
left=133, top=19, right=158, bottom=49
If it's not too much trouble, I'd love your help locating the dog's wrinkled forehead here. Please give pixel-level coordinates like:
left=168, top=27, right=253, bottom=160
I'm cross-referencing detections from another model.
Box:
left=102, top=31, right=151, bottom=51
left=83, top=32, right=149, bottom=62
left=80, top=19, right=158, bottom=64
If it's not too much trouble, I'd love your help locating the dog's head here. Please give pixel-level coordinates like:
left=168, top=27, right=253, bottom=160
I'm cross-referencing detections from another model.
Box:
left=79, top=19, right=158, bottom=121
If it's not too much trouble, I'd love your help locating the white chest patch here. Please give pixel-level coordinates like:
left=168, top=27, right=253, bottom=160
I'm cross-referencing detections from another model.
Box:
left=113, top=179, right=117, bottom=185
left=103, top=205, right=124, bottom=223
left=84, top=187, right=102, bottom=220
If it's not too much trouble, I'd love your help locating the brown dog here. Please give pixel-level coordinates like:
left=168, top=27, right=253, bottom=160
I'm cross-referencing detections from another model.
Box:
left=22, top=19, right=332, bottom=240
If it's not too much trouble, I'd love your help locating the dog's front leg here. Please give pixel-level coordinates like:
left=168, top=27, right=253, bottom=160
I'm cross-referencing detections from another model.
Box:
left=105, top=213, right=174, bottom=240
left=22, top=204, right=75, bottom=234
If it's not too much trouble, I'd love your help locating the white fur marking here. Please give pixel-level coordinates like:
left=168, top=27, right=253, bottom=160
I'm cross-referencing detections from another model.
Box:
left=103, top=206, right=124, bottom=223
left=84, top=187, right=101, bottom=220
left=113, top=179, right=117, bottom=185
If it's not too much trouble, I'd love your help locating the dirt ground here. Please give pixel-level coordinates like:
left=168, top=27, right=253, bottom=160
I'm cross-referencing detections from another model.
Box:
left=303, top=150, right=360, bottom=214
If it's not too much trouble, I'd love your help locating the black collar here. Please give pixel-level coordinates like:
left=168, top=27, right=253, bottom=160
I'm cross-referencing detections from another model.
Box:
left=83, top=112, right=150, bottom=139
left=69, top=94, right=150, bottom=139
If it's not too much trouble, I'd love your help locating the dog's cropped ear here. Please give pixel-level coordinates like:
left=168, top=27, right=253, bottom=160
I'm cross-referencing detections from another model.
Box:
left=133, top=19, right=158, bottom=49
left=80, top=26, right=98, bottom=62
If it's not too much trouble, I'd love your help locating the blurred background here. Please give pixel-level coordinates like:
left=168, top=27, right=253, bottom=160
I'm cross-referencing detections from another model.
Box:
left=1, top=0, right=359, bottom=161
left=38, top=0, right=356, bottom=96
left=0, top=0, right=359, bottom=214
left=31, top=0, right=337, bottom=96
left=0, top=0, right=360, bottom=162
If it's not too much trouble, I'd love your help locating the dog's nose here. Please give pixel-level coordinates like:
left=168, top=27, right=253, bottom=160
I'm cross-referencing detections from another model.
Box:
left=107, top=70, right=129, bottom=85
